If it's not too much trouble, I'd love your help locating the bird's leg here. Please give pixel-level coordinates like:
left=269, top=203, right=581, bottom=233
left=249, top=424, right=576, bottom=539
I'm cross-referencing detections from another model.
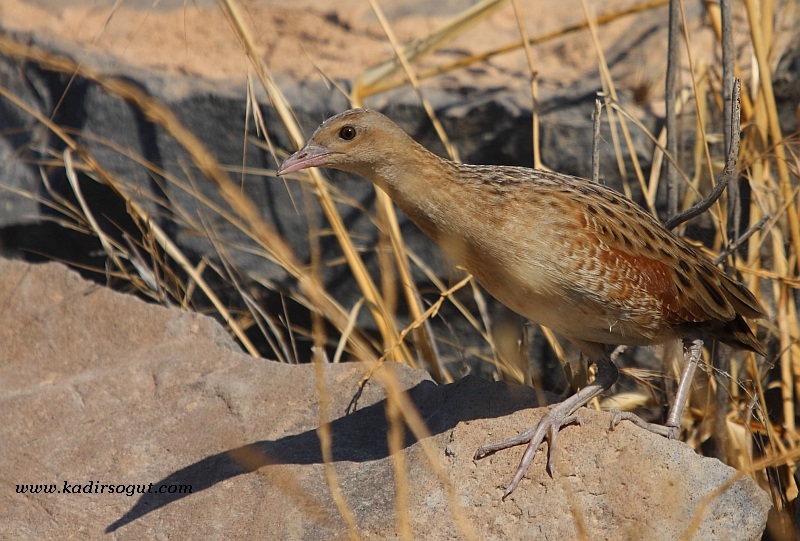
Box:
left=611, top=339, right=703, bottom=438
left=474, top=358, right=619, bottom=499
left=666, top=339, right=704, bottom=430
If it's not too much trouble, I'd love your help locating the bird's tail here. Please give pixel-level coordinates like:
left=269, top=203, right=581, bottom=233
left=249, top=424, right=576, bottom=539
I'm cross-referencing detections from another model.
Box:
left=717, top=314, right=767, bottom=356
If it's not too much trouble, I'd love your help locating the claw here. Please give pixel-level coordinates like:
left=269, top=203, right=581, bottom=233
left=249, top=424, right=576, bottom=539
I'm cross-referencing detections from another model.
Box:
left=609, top=409, right=623, bottom=430
left=477, top=358, right=620, bottom=498
left=478, top=407, right=583, bottom=499
left=608, top=410, right=680, bottom=439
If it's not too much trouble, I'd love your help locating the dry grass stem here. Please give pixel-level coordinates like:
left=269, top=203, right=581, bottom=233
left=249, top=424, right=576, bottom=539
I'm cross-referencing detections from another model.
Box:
left=219, top=0, right=415, bottom=366
left=312, top=349, right=362, bottom=540
left=510, top=0, right=542, bottom=169
left=385, top=389, right=412, bottom=540
left=664, top=80, right=741, bottom=230
left=359, top=0, right=670, bottom=97
left=356, top=0, right=508, bottom=97
left=579, top=0, right=652, bottom=215
left=367, top=364, right=479, bottom=541
left=360, top=0, right=459, bottom=163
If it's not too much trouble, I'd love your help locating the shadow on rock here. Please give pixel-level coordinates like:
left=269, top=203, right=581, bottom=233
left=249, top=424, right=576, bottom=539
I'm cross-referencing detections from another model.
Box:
left=106, top=375, right=544, bottom=532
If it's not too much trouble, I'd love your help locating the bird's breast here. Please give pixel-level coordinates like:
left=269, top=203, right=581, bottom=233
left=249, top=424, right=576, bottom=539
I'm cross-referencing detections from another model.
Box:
left=426, top=195, right=678, bottom=346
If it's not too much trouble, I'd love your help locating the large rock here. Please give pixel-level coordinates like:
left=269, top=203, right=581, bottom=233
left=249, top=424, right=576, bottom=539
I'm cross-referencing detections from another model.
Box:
left=0, top=258, right=771, bottom=539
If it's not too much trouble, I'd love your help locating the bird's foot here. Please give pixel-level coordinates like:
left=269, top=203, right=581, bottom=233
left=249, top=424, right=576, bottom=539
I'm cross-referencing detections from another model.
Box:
left=609, top=410, right=680, bottom=439
left=474, top=407, right=582, bottom=499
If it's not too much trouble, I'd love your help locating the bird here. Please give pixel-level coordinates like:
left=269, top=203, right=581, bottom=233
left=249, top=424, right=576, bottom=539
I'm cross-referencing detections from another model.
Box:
left=277, top=108, right=766, bottom=498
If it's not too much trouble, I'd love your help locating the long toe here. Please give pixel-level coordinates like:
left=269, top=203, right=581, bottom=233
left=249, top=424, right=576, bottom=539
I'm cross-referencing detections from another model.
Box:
left=474, top=407, right=583, bottom=498
left=610, top=410, right=680, bottom=439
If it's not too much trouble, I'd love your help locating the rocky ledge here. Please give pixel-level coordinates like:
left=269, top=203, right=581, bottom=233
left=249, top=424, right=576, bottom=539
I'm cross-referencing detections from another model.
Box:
left=0, top=258, right=771, bottom=540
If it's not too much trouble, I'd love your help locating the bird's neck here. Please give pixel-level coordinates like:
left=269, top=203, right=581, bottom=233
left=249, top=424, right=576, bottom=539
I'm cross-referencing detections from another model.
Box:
left=366, top=142, right=461, bottom=242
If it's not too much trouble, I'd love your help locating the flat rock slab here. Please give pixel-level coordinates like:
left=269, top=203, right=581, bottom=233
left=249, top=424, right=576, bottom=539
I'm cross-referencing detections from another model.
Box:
left=0, top=258, right=771, bottom=539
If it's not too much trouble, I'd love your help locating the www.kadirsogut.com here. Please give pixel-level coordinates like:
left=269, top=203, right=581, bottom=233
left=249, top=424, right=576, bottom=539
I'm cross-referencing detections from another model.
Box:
left=16, top=481, right=192, bottom=497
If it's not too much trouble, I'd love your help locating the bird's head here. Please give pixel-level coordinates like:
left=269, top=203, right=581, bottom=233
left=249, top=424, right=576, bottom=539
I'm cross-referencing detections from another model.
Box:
left=277, top=109, right=417, bottom=180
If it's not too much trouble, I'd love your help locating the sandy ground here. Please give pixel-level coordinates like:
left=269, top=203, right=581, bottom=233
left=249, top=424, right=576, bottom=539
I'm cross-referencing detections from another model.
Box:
left=1, top=0, right=796, bottom=114
left=0, top=0, right=693, bottom=97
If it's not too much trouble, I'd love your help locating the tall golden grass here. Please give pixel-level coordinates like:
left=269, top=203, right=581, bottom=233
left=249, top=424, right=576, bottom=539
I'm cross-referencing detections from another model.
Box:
left=0, top=0, right=798, bottom=538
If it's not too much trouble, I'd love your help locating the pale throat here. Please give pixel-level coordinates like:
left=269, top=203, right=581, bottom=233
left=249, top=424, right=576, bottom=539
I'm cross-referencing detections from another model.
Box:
left=368, top=147, right=460, bottom=235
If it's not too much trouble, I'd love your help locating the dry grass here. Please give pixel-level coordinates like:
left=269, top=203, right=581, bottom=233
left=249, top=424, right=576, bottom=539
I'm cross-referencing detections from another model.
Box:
left=1, top=0, right=798, bottom=538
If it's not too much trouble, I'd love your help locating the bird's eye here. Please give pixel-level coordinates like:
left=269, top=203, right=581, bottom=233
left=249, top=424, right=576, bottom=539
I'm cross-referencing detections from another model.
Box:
left=339, top=126, right=357, bottom=141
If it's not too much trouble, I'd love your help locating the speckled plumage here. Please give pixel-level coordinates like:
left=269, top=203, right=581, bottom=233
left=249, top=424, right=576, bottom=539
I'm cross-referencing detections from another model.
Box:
left=277, top=108, right=766, bottom=497
left=278, top=109, right=764, bottom=357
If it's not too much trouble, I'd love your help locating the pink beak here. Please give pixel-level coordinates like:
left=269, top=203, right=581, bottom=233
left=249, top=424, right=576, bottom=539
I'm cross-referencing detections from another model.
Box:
left=276, top=145, right=333, bottom=176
